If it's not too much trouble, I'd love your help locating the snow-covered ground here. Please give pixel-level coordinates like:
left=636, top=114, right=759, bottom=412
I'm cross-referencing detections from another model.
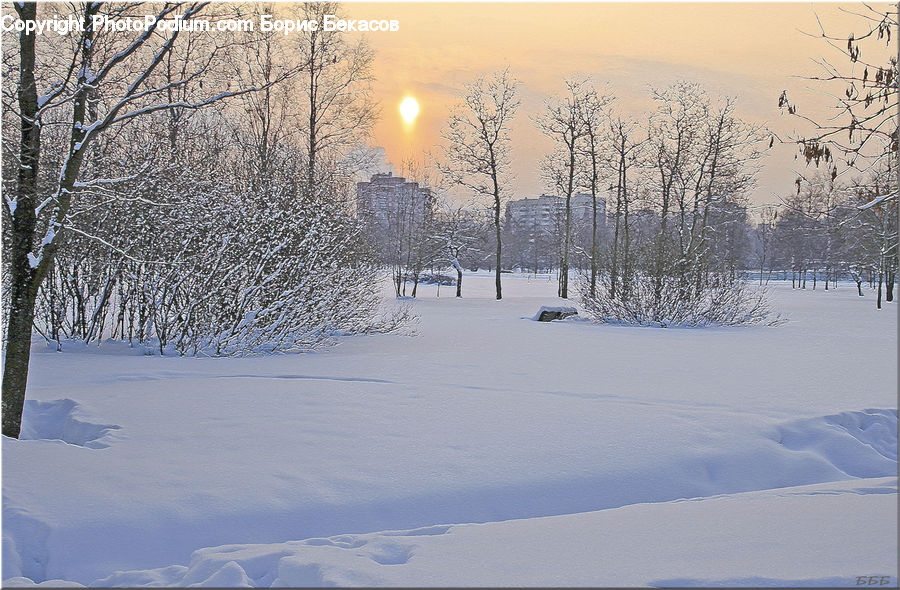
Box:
left=2, top=273, right=897, bottom=587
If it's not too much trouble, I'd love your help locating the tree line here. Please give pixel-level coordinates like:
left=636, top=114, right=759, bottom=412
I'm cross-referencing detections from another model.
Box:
left=370, top=4, right=897, bottom=325
left=382, top=78, right=775, bottom=326
left=754, top=170, right=897, bottom=307
left=365, top=74, right=895, bottom=326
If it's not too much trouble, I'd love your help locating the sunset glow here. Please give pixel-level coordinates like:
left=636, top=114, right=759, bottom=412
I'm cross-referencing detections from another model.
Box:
left=346, top=2, right=888, bottom=206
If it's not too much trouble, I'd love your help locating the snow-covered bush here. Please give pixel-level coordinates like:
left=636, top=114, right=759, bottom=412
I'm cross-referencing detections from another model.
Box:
left=27, top=110, right=407, bottom=355
left=174, top=185, right=398, bottom=356
left=578, top=271, right=779, bottom=327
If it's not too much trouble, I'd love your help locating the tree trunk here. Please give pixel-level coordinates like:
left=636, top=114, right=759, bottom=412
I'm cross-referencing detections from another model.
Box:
left=456, top=269, right=462, bottom=298
left=622, top=183, right=631, bottom=300
left=494, top=197, right=502, bottom=300
left=857, top=279, right=863, bottom=296
left=492, top=156, right=502, bottom=299
left=610, top=203, right=621, bottom=299
left=610, top=154, right=623, bottom=300
left=3, top=283, right=38, bottom=439
left=877, top=272, right=883, bottom=309
left=589, top=139, right=600, bottom=298
left=590, top=184, right=598, bottom=298
left=3, top=2, right=40, bottom=439
left=306, top=29, right=318, bottom=199
left=653, top=176, right=671, bottom=321
left=559, top=150, right=575, bottom=300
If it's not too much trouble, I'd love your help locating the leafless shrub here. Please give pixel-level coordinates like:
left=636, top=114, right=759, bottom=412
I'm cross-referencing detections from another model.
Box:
left=579, top=272, right=782, bottom=327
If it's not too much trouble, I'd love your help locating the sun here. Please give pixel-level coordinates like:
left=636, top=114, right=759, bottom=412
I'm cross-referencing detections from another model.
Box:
left=399, top=96, right=419, bottom=123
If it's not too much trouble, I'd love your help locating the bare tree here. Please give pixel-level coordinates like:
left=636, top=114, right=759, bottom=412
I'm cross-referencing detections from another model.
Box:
left=296, top=1, right=377, bottom=200
left=438, top=202, right=480, bottom=298
left=224, top=4, right=305, bottom=188
left=577, top=85, right=615, bottom=297
left=579, top=82, right=770, bottom=327
left=605, top=115, right=644, bottom=300
left=752, top=205, right=779, bottom=285
left=646, top=82, right=702, bottom=317
left=401, top=158, right=438, bottom=298
left=535, top=79, right=590, bottom=299
left=850, top=167, right=898, bottom=307
left=646, top=83, right=766, bottom=312
left=438, top=68, right=519, bottom=300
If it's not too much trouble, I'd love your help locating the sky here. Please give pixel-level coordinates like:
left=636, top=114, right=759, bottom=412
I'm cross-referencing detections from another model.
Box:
left=338, top=2, right=894, bottom=212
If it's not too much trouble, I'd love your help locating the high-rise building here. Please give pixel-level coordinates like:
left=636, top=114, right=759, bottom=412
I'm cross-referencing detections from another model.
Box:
left=504, top=193, right=608, bottom=271
left=505, top=193, right=606, bottom=234
left=356, top=172, right=434, bottom=227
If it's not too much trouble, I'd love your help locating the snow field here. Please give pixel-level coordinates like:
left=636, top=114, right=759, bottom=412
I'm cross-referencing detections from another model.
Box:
left=2, top=273, right=897, bottom=586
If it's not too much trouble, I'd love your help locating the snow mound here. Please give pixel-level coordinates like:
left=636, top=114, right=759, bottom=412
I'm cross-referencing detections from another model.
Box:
left=18, top=399, right=121, bottom=449
left=825, top=409, right=897, bottom=461
left=90, top=535, right=419, bottom=587
left=772, top=409, right=897, bottom=477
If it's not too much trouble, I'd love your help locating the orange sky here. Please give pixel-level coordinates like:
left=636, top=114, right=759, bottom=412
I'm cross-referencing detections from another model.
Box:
left=340, top=2, right=894, bottom=209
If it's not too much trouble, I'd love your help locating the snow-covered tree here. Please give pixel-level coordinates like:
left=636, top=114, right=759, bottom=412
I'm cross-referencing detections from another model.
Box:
left=1, top=2, right=298, bottom=438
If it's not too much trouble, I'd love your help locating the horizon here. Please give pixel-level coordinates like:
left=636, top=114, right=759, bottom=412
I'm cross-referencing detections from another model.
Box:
left=338, top=2, right=893, bottom=212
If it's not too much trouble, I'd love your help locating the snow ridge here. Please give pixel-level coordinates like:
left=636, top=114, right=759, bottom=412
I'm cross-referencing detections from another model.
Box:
left=73, top=478, right=900, bottom=588
left=18, top=399, right=121, bottom=449
left=773, top=409, right=898, bottom=476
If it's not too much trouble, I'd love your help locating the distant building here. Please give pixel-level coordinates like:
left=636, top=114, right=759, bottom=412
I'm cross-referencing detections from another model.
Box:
left=505, top=193, right=606, bottom=234
left=571, top=193, right=606, bottom=226
left=356, top=172, right=434, bottom=228
left=504, top=193, right=608, bottom=272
